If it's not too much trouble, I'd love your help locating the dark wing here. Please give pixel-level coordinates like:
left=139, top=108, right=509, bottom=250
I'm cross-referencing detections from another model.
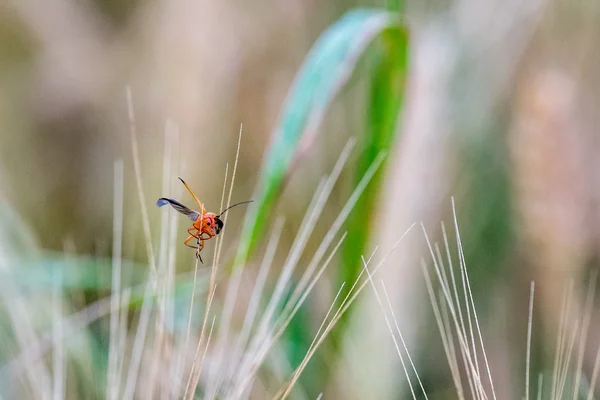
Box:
left=156, top=198, right=200, bottom=221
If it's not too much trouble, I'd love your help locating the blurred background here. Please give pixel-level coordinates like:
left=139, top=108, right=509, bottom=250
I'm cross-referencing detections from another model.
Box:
left=0, top=0, right=599, bottom=398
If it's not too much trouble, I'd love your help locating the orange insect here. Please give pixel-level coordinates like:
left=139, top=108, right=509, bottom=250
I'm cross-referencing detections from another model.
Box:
left=157, top=177, right=252, bottom=262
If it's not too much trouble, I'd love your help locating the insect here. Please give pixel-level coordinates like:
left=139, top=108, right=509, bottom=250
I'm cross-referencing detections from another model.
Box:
left=157, top=177, right=252, bottom=262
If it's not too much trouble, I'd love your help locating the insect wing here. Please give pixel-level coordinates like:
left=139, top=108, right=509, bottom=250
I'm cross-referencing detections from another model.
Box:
left=156, top=198, right=200, bottom=221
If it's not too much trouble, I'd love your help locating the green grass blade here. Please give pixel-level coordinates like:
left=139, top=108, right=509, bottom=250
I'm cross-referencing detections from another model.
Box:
left=234, top=8, right=410, bottom=267
left=340, top=26, right=409, bottom=297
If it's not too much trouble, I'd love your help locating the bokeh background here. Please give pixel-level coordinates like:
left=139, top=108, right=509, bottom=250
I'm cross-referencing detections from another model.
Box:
left=0, top=0, right=599, bottom=399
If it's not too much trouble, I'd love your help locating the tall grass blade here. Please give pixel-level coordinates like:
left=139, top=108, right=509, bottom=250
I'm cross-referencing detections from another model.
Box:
left=341, top=17, right=409, bottom=305
left=234, top=9, right=410, bottom=268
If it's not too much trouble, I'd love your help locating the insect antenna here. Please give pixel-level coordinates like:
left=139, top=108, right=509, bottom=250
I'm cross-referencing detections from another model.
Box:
left=217, top=200, right=253, bottom=217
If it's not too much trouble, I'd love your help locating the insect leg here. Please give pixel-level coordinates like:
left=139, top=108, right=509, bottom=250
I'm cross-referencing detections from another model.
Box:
left=184, top=235, right=198, bottom=249
left=195, top=239, right=205, bottom=263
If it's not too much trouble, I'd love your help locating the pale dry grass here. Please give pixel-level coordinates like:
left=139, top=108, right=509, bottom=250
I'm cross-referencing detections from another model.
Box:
left=1, top=80, right=600, bottom=400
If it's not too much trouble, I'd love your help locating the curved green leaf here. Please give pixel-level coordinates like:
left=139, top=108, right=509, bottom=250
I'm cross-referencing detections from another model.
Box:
left=341, top=26, right=409, bottom=295
left=234, top=8, right=410, bottom=266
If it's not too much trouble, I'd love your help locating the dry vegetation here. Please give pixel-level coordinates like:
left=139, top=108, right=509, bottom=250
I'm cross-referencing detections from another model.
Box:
left=1, top=0, right=600, bottom=399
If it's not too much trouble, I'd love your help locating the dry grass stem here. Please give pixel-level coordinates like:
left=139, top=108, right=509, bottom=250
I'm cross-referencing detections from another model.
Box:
left=107, top=160, right=124, bottom=400
left=572, top=272, right=598, bottom=400
left=362, top=259, right=417, bottom=400
left=526, top=281, right=535, bottom=400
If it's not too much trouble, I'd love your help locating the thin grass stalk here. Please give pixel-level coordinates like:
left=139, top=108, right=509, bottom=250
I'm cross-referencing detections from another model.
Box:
left=272, top=247, right=379, bottom=400
left=236, top=175, right=339, bottom=379
left=189, top=315, right=218, bottom=398
left=146, top=120, right=176, bottom=400
left=157, top=120, right=178, bottom=399
left=422, top=225, right=486, bottom=399
left=327, top=223, right=414, bottom=329
left=278, top=139, right=356, bottom=310
left=165, top=135, right=182, bottom=400
left=231, top=177, right=332, bottom=389
left=556, top=321, right=579, bottom=399
left=200, top=315, right=218, bottom=373
left=239, top=178, right=328, bottom=364
left=381, top=282, right=429, bottom=399
left=586, top=339, right=600, bottom=400
left=454, top=217, right=482, bottom=397
left=214, top=162, right=229, bottom=259
left=115, top=289, right=131, bottom=399
left=452, top=200, right=490, bottom=399
left=125, top=86, right=158, bottom=282
left=557, top=322, right=578, bottom=398
left=235, top=148, right=384, bottom=393
left=421, top=259, right=465, bottom=400
left=52, top=268, right=64, bottom=400
left=231, top=253, right=303, bottom=397
left=526, top=281, right=535, bottom=400
left=298, top=282, right=347, bottom=375
left=215, top=124, right=244, bottom=267
left=107, top=160, right=124, bottom=400
left=179, top=161, right=226, bottom=387
left=263, top=149, right=384, bottom=348
left=277, top=225, right=414, bottom=397
left=204, top=126, right=245, bottom=399
left=362, top=261, right=417, bottom=400
left=278, top=283, right=347, bottom=400
left=3, top=268, right=209, bottom=382
left=183, top=163, right=228, bottom=384
left=441, top=222, right=478, bottom=399
left=0, top=253, right=52, bottom=396
left=232, top=141, right=357, bottom=387
left=286, top=151, right=386, bottom=298
left=223, top=217, right=284, bottom=387
left=276, top=248, right=381, bottom=398
left=452, top=197, right=496, bottom=400
left=572, top=272, right=598, bottom=400
left=249, top=180, right=344, bottom=361
left=232, top=233, right=348, bottom=399
left=434, top=242, right=453, bottom=315
left=205, top=269, right=243, bottom=400
left=123, top=86, right=162, bottom=399
left=122, top=279, right=155, bottom=400
left=184, top=284, right=217, bottom=400
left=434, top=242, right=463, bottom=397
left=551, top=283, right=573, bottom=399
left=440, top=290, right=464, bottom=399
